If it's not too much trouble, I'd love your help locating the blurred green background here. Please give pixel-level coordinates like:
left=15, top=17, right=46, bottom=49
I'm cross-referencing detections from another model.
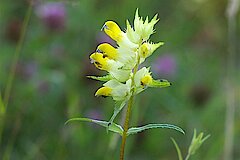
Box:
left=0, top=0, right=240, bottom=159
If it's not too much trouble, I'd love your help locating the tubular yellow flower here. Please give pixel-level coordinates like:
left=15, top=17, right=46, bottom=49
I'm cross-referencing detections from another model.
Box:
left=139, top=42, right=164, bottom=59
left=102, top=21, right=122, bottom=42
left=90, top=52, right=110, bottom=71
left=97, top=43, right=118, bottom=60
left=141, top=74, right=153, bottom=86
left=95, top=86, right=112, bottom=97
left=139, top=43, right=150, bottom=58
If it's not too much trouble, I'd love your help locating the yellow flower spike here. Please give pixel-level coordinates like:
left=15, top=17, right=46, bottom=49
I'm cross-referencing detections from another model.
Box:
left=95, top=87, right=112, bottom=97
left=141, top=74, right=153, bottom=86
left=102, top=21, right=122, bottom=42
left=97, top=43, right=118, bottom=60
left=90, top=52, right=110, bottom=71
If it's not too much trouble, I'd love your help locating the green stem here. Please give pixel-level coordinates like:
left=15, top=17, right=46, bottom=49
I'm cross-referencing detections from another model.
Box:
left=119, top=95, right=134, bottom=160
left=0, top=2, right=32, bottom=154
left=3, top=2, right=32, bottom=108
left=119, top=56, right=140, bottom=160
left=224, top=0, right=238, bottom=159
left=185, top=154, right=190, bottom=160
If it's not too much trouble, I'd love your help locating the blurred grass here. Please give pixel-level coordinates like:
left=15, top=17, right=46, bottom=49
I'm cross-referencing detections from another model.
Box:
left=0, top=0, right=239, bottom=159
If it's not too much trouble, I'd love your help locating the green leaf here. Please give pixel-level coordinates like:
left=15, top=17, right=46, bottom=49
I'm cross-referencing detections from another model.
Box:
left=171, top=138, right=183, bottom=160
left=87, top=75, right=112, bottom=82
left=65, top=117, right=123, bottom=135
left=108, top=101, right=126, bottom=125
left=149, top=79, right=172, bottom=88
left=127, top=123, right=185, bottom=136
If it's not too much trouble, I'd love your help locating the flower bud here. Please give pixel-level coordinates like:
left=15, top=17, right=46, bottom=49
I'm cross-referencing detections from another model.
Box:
left=188, top=129, right=210, bottom=156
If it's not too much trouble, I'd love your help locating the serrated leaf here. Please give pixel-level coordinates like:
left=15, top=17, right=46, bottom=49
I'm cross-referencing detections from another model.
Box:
left=65, top=117, right=123, bottom=135
left=149, top=79, right=172, bottom=88
left=127, top=123, right=185, bottom=136
left=87, top=75, right=112, bottom=82
left=171, top=138, right=183, bottom=160
left=108, top=100, right=126, bottom=125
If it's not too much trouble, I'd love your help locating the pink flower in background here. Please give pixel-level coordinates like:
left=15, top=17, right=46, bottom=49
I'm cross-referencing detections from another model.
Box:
left=36, top=2, right=66, bottom=31
left=85, top=109, right=103, bottom=120
left=152, top=54, right=177, bottom=78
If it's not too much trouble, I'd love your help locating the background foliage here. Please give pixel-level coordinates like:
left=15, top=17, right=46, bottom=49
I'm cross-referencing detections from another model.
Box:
left=0, top=0, right=239, bottom=159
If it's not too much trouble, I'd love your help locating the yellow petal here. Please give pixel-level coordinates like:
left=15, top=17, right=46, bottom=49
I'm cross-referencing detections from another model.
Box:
left=90, top=53, right=109, bottom=71
left=141, top=74, right=153, bottom=86
left=95, top=87, right=112, bottom=97
left=102, top=21, right=122, bottom=42
left=97, top=43, right=118, bottom=60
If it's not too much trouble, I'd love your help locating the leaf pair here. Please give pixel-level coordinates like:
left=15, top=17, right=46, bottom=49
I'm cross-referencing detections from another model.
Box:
left=65, top=117, right=185, bottom=136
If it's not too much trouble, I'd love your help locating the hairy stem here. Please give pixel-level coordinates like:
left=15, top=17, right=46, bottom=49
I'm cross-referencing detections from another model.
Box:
left=119, top=56, right=140, bottom=160
left=119, top=95, right=134, bottom=160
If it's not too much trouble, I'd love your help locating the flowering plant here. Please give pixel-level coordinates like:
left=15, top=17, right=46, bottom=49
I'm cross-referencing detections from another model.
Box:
left=67, top=9, right=185, bottom=160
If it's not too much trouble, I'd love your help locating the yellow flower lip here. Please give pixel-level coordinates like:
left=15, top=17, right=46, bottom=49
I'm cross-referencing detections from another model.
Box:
left=140, top=74, right=153, bottom=86
left=102, top=21, right=122, bottom=42
left=101, top=23, right=109, bottom=31
left=95, top=86, right=112, bottom=97
left=90, top=52, right=109, bottom=70
left=96, top=43, right=118, bottom=60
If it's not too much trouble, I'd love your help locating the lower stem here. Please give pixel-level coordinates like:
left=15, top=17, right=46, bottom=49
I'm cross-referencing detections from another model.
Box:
left=119, top=95, right=134, bottom=160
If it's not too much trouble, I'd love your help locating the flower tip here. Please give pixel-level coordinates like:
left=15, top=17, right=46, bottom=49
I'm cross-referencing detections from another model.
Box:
left=101, top=23, right=108, bottom=31
left=95, top=87, right=112, bottom=97
left=96, top=48, right=102, bottom=53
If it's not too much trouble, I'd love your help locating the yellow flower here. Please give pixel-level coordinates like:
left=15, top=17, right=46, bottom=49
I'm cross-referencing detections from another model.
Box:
left=95, top=87, right=112, bottom=97
left=96, top=43, right=137, bottom=69
left=134, top=67, right=153, bottom=94
left=139, top=42, right=164, bottom=59
left=90, top=52, right=110, bottom=71
left=95, top=80, right=131, bottom=101
left=102, top=21, right=122, bottom=42
left=90, top=9, right=168, bottom=100
left=96, top=43, right=118, bottom=60
left=141, top=74, right=153, bottom=86
left=103, top=21, right=138, bottom=49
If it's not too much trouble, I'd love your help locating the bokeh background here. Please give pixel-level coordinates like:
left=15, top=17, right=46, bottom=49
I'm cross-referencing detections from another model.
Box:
left=0, top=0, right=240, bottom=159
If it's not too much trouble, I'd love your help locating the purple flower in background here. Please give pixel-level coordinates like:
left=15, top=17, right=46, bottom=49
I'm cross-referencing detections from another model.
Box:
left=85, top=109, right=103, bottom=120
left=152, top=54, right=177, bottom=78
left=36, top=2, right=66, bottom=31
left=85, top=109, right=103, bottom=129
left=96, top=32, right=116, bottom=46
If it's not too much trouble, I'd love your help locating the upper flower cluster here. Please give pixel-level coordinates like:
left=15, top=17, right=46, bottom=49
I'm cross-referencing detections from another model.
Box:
left=89, top=9, right=171, bottom=103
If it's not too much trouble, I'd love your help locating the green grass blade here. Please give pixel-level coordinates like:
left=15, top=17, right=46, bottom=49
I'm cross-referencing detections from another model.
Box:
left=171, top=138, right=183, bottom=160
left=0, top=91, right=5, bottom=115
